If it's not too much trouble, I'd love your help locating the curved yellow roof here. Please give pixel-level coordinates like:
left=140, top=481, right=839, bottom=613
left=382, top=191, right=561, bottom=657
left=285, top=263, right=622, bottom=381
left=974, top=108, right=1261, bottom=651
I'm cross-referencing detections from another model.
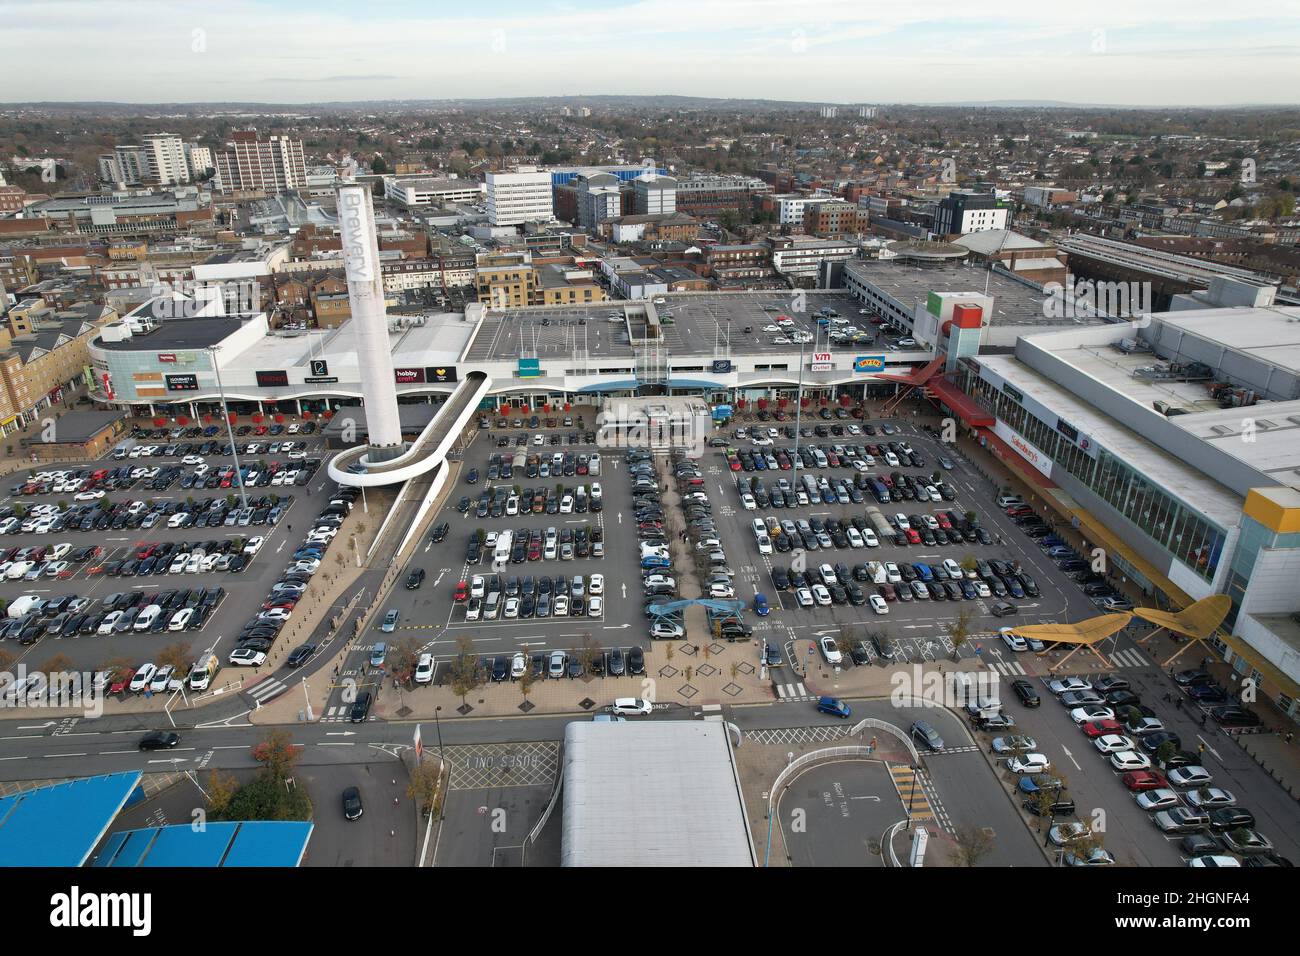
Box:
left=1003, top=613, right=1132, bottom=646
left=1131, top=594, right=1230, bottom=640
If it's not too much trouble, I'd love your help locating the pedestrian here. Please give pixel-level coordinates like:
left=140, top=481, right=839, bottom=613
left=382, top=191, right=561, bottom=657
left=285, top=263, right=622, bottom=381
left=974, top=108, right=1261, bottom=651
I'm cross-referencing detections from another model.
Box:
left=1287, top=732, right=1295, bottom=745
left=1198, top=743, right=1205, bottom=756
left=1175, top=697, right=1183, bottom=711
left=1199, top=714, right=1207, bottom=729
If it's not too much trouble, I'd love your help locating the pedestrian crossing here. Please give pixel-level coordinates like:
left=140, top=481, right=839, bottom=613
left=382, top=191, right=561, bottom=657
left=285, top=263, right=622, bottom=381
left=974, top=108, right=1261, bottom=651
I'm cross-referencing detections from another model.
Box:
left=987, top=661, right=1026, bottom=676
left=1107, top=647, right=1150, bottom=669
left=247, top=678, right=287, bottom=705
left=774, top=681, right=814, bottom=701
left=889, top=765, right=938, bottom=828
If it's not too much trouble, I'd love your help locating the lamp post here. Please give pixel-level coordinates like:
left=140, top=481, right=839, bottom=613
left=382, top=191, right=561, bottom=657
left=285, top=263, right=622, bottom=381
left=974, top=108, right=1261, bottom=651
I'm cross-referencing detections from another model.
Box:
left=207, top=345, right=249, bottom=512
left=792, top=335, right=805, bottom=472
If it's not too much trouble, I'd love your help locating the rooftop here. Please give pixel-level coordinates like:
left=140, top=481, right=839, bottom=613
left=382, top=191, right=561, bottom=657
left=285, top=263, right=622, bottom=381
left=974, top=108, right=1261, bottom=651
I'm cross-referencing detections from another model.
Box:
left=464, top=291, right=868, bottom=362
left=561, top=721, right=754, bottom=867
left=94, top=317, right=244, bottom=351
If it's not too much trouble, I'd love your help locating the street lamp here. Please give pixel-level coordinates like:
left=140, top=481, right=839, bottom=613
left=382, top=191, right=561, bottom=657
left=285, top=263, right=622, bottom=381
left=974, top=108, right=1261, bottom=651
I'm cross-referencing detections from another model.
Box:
left=792, top=335, right=805, bottom=471
left=207, top=345, right=249, bottom=512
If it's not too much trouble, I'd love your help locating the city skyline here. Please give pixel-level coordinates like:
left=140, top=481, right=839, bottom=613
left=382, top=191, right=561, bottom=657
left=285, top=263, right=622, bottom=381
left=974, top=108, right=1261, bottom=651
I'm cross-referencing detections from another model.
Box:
left=1, top=0, right=1298, bottom=107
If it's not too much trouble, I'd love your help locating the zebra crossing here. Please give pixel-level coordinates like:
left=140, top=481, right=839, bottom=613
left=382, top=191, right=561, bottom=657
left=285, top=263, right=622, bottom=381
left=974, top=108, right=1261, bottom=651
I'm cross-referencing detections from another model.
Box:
left=1107, top=647, right=1150, bottom=669
left=247, top=678, right=288, bottom=706
left=774, top=681, right=814, bottom=701
left=987, top=660, right=1027, bottom=676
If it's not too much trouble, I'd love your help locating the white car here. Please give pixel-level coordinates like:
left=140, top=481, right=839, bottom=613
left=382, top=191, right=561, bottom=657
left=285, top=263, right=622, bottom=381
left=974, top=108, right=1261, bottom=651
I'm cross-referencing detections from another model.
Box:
left=612, top=697, right=653, bottom=717
left=1167, top=766, right=1214, bottom=788
left=1005, top=753, right=1051, bottom=774
left=228, top=648, right=267, bottom=667
left=818, top=636, right=842, bottom=665
left=97, top=611, right=123, bottom=635
left=1070, top=705, right=1116, bottom=724
left=740, top=493, right=757, bottom=511
left=553, top=595, right=569, bottom=616
left=1185, top=787, right=1236, bottom=809
left=795, top=587, right=814, bottom=608
left=149, top=665, right=175, bottom=694
left=1135, top=788, right=1182, bottom=812
left=74, top=490, right=105, bottom=501
left=708, top=582, right=735, bottom=599
left=973, top=581, right=992, bottom=598
left=861, top=528, right=879, bottom=548
left=1109, top=751, right=1152, bottom=772
left=587, top=573, right=605, bottom=595
left=884, top=562, right=902, bottom=584
left=869, top=594, right=889, bottom=615
left=128, top=664, right=157, bottom=692
left=587, top=596, right=603, bottom=617
left=650, top=621, right=683, bottom=639
left=943, top=558, right=964, bottom=580
left=811, top=584, right=832, bottom=606
left=846, top=528, right=864, bottom=548
left=1188, top=856, right=1240, bottom=868
left=755, top=532, right=772, bottom=555
left=511, top=652, right=528, bottom=679
left=414, top=653, right=434, bottom=684
left=1094, top=734, right=1136, bottom=754
left=169, top=553, right=190, bottom=574
left=168, top=608, right=193, bottom=631
left=1049, top=676, right=1094, bottom=695
left=244, top=536, right=265, bottom=555
left=1000, top=628, right=1028, bottom=652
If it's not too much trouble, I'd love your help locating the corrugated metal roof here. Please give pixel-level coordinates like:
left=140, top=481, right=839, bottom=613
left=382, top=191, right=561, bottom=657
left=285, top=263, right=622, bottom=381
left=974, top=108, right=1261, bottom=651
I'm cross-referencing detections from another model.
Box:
left=561, top=721, right=754, bottom=867
left=0, top=771, right=141, bottom=867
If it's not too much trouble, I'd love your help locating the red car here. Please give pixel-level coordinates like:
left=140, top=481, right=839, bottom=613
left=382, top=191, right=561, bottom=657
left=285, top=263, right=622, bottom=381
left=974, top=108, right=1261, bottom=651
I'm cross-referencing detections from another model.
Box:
left=905, top=528, right=921, bottom=545
left=1006, top=505, right=1034, bottom=517
left=453, top=581, right=468, bottom=603
left=935, top=513, right=953, bottom=530
left=1121, top=770, right=1168, bottom=792
left=1081, top=718, right=1123, bottom=738
left=253, top=425, right=269, bottom=436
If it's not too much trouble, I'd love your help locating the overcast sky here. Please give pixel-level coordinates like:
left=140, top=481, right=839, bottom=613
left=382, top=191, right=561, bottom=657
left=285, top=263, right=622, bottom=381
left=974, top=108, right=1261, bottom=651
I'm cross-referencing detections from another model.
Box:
left=2, top=0, right=1298, bottom=106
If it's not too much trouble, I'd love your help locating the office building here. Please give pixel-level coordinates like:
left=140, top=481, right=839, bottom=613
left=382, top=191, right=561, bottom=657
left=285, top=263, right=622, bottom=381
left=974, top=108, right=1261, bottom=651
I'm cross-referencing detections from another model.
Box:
left=384, top=176, right=483, bottom=209
left=486, top=167, right=553, bottom=227
left=934, top=191, right=1009, bottom=237
left=633, top=174, right=677, bottom=215
left=214, top=132, right=307, bottom=193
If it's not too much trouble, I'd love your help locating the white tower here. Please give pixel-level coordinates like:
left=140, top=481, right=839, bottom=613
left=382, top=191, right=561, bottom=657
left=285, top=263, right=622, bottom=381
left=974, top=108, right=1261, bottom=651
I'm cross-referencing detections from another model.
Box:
left=338, top=182, right=404, bottom=459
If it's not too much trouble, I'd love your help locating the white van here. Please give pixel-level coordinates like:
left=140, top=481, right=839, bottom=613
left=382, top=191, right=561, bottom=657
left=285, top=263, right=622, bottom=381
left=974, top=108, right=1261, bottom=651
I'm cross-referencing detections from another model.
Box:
left=6, top=594, right=43, bottom=619
left=493, top=530, right=513, bottom=565
left=588, top=453, right=601, bottom=476
left=188, top=654, right=220, bottom=691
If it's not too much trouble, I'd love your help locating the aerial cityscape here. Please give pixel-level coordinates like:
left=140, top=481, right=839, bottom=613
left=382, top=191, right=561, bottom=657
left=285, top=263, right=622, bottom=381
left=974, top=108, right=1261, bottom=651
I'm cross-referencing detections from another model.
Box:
left=0, top=0, right=1297, bottom=919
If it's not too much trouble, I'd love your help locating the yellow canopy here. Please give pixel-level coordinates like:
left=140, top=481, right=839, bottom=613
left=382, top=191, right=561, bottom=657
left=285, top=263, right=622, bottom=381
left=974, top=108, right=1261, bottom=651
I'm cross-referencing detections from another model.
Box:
left=1131, top=594, right=1231, bottom=641
left=1003, top=613, right=1133, bottom=646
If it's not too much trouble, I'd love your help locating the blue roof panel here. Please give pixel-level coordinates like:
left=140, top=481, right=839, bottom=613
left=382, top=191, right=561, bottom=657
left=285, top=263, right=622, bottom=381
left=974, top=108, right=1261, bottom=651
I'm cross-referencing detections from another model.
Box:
left=135, top=822, right=239, bottom=867
left=0, top=771, right=141, bottom=867
left=222, top=821, right=314, bottom=867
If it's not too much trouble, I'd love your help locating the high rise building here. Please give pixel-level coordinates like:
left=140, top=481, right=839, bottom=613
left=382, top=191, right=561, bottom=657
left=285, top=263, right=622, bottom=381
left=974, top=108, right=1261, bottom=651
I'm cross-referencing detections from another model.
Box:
left=485, top=167, right=553, bottom=226
left=214, top=132, right=307, bottom=192
left=184, top=144, right=213, bottom=180
left=633, top=174, right=677, bottom=215
left=577, top=173, right=621, bottom=229
left=935, top=191, right=1010, bottom=236
left=141, top=133, right=190, bottom=186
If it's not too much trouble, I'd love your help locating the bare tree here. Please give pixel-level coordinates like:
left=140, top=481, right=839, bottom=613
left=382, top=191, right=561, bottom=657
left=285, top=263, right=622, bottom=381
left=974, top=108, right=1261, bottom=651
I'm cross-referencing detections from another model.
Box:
left=951, top=824, right=995, bottom=867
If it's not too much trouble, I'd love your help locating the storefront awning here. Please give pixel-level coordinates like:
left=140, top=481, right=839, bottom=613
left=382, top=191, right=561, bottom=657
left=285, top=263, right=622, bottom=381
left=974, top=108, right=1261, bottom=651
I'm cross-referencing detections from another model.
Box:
left=929, top=378, right=994, bottom=427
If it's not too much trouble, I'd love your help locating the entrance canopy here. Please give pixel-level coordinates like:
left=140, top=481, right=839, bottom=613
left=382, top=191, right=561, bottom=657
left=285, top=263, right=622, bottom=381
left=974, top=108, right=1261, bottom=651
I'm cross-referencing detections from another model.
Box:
left=1004, top=613, right=1132, bottom=647
left=1131, top=594, right=1230, bottom=640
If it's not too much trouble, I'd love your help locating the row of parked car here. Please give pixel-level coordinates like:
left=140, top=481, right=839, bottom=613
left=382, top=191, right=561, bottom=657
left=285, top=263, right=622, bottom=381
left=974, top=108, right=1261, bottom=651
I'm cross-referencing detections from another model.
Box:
left=228, top=484, right=362, bottom=669
left=0, top=534, right=266, bottom=584
left=998, top=494, right=1134, bottom=612
left=1029, top=671, right=1282, bottom=866
left=463, top=482, right=603, bottom=520
left=461, top=523, right=604, bottom=565
left=454, top=570, right=606, bottom=621
left=723, top=438, right=932, bottom=481
left=473, top=449, right=602, bottom=484
left=0, top=585, right=224, bottom=651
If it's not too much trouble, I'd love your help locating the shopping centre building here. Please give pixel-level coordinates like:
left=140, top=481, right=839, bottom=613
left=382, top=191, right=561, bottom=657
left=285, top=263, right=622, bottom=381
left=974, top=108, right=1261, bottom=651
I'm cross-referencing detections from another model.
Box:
left=938, top=278, right=1300, bottom=720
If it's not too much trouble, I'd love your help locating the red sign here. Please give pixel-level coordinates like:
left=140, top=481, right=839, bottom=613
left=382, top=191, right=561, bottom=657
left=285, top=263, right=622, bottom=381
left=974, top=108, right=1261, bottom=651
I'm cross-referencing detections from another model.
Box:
left=157, top=353, right=177, bottom=363
left=394, top=367, right=426, bottom=385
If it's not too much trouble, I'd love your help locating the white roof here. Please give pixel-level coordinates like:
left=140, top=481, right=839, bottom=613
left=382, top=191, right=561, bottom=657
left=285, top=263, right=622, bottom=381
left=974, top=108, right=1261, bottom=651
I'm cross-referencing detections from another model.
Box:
left=561, top=720, right=754, bottom=867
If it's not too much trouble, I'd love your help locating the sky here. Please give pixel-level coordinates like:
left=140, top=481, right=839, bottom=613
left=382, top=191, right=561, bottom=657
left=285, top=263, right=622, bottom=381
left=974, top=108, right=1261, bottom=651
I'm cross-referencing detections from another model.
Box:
left=1, top=0, right=1298, bottom=106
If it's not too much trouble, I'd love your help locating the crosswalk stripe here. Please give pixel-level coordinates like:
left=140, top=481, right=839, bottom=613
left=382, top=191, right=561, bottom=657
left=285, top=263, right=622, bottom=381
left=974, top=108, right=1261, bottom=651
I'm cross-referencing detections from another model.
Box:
left=248, top=679, right=286, bottom=703
left=1109, top=648, right=1149, bottom=669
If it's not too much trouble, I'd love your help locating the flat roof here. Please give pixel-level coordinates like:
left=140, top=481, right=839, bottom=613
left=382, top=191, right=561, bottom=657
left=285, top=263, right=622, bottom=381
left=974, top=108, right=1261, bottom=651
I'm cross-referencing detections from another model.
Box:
left=1058, top=233, right=1274, bottom=287
left=465, top=291, right=867, bottom=362
left=26, top=409, right=126, bottom=443
left=94, top=317, right=243, bottom=351
left=92, top=820, right=313, bottom=867
left=561, top=721, right=754, bottom=867
left=978, top=352, right=1246, bottom=526
left=1158, top=306, right=1300, bottom=376
left=848, top=258, right=1105, bottom=328
left=0, top=771, right=141, bottom=866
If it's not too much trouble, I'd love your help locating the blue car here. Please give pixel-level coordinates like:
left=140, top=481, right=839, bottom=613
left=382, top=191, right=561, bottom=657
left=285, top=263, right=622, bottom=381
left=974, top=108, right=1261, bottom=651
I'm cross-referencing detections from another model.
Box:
left=641, top=556, right=670, bottom=570
left=816, top=696, right=851, bottom=718
left=754, top=594, right=770, bottom=616
left=466, top=468, right=479, bottom=484
left=914, top=563, right=934, bottom=582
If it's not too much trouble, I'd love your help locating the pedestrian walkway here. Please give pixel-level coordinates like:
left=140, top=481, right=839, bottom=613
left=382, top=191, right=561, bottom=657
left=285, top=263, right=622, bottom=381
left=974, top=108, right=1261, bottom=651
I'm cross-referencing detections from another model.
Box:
left=1107, top=647, right=1150, bottom=669
left=774, top=681, right=813, bottom=701
left=986, top=660, right=1026, bottom=676
left=246, top=677, right=288, bottom=706
left=889, top=764, right=937, bottom=827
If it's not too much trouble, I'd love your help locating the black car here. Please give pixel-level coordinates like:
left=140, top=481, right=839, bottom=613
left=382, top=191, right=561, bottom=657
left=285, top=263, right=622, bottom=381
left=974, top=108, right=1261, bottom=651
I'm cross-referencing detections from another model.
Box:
left=1212, top=705, right=1262, bottom=728
left=627, top=646, right=645, bottom=675
left=491, top=656, right=510, bottom=682
left=429, top=522, right=449, bottom=543
left=1208, top=806, right=1255, bottom=833
left=1094, top=675, right=1130, bottom=693
left=1174, top=669, right=1215, bottom=687
left=342, top=786, right=364, bottom=821
left=608, top=648, right=625, bottom=676
left=764, top=644, right=782, bottom=667
left=350, top=691, right=373, bottom=723
left=1012, top=679, right=1040, bottom=707
left=1104, top=689, right=1141, bottom=708
left=850, top=641, right=871, bottom=666
left=286, top=643, right=316, bottom=668
left=138, top=730, right=180, bottom=751
left=406, top=568, right=425, bottom=590
left=1187, top=683, right=1229, bottom=704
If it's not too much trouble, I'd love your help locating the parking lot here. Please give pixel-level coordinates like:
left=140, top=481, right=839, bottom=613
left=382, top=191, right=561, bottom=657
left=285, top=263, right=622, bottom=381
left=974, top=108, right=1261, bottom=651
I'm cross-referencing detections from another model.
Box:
left=0, top=419, right=356, bottom=702
left=315, top=414, right=664, bottom=721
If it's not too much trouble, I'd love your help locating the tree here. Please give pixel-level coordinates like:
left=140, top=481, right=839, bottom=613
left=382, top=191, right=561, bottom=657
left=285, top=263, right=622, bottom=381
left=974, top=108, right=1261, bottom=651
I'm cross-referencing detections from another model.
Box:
left=251, top=728, right=301, bottom=782
left=517, top=659, right=536, bottom=702
left=390, top=636, right=422, bottom=685
left=408, top=759, right=444, bottom=817
left=158, top=642, right=191, bottom=672
left=448, top=636, right=483, bottom=706
left=40, top=652, right=74, bottom=674
left=949, top=608, right=973, bottom=661
left=951, top=824, right=995, bottom=866
left=205, top=769, right=240, bottom=816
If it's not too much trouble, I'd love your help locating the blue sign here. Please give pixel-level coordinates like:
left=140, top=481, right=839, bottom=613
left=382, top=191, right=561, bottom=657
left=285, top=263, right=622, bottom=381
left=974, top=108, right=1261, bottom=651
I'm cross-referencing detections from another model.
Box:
left=853, top=355, right=887, bottom=373
left=711, top=359, right=733, bottom=374
left=517, top=358, right=541, bottom=378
